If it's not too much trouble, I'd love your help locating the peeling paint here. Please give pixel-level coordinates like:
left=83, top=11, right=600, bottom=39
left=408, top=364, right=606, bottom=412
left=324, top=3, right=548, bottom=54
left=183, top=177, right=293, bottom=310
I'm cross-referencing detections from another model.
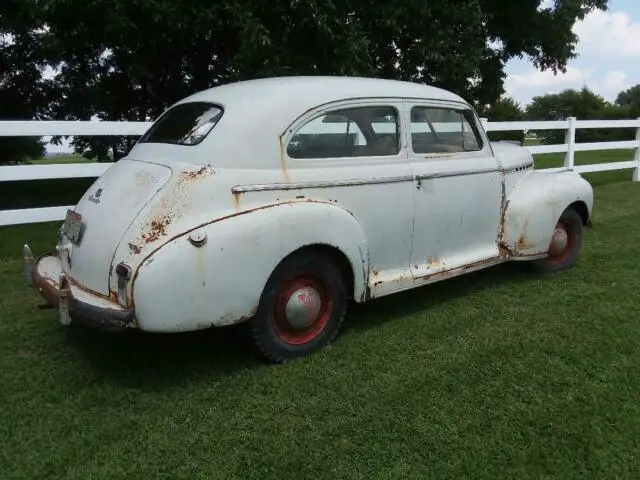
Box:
left=217, top=305, right=258, bottom=327
left=426, top=255, right=441, bottom=268
left=179, top=164, right=215, bottom=180
left=141, top=215, right=173, bottom=244
left=128, top=242, right=141, bottom=254
left=516, top=235, right=529, bottom=251
left=278, top=136, right=291, bottom=183
left=233, top=191, right=242, bottom=211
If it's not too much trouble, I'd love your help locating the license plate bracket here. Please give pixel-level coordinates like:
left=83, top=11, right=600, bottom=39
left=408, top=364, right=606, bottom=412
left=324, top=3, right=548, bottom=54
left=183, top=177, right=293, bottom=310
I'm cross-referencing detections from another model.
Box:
left=63, top=209, right=84, bottom=245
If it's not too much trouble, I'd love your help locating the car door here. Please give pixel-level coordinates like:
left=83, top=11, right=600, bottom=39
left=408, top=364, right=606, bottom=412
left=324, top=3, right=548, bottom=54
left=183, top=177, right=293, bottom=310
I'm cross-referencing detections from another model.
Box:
left=283, top=99, right=416, bottom=298
left=404, top=99, right=504, bottom=280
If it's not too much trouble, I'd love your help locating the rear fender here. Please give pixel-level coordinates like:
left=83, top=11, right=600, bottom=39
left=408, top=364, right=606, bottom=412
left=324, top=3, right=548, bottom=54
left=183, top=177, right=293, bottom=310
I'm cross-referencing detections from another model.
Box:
left=131, top=201, right=369, bottom=332
left=500, top=170, right=594, bottom=257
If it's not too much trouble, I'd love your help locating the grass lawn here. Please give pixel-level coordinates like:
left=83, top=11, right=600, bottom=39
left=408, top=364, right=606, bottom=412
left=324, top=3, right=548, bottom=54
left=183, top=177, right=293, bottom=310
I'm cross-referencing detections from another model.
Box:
left=30, top=154, right=96, bottom=165
left=1, top=151, right=640, bottom=478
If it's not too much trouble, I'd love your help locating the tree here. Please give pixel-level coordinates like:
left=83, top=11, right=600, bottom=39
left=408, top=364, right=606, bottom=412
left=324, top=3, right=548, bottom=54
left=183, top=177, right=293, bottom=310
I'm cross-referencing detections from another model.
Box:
left=477, top=96, right=526, bottom=143
left=2, top=0, right=610, bottom=163
left=616, top=85, right=640, bottom=119
left=526, top=87, right=633, bottom=144
left=0, top=2, right=53, bottom=164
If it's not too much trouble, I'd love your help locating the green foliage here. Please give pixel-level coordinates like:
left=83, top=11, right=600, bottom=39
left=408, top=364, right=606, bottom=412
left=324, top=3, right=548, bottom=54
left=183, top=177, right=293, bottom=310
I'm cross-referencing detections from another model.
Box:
left=0, top=2, right=53, bottom=164
left=526, top=88, right=635, bottom=144
left=477, top=96, right=526, bottom=144
left=616, top=85, right=640, bottom=119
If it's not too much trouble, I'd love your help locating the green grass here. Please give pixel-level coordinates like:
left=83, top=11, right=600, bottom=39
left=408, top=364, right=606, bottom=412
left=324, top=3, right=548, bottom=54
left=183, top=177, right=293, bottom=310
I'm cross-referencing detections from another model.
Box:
left=2, top=168, right=640, bottom=477
left=30, top=154, right=96, bottom=165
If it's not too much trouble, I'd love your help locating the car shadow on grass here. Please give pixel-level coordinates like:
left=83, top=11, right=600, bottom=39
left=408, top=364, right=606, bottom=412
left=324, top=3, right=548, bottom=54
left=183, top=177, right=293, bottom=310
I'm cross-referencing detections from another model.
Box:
left=64, top=322, right=258, bottom=387
left=63, top=262, right=546, bottom=387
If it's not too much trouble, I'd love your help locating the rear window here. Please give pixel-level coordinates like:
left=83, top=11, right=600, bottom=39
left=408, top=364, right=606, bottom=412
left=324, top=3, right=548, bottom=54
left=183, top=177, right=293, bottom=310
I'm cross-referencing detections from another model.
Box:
left=139, top=102, right=223, bottom=146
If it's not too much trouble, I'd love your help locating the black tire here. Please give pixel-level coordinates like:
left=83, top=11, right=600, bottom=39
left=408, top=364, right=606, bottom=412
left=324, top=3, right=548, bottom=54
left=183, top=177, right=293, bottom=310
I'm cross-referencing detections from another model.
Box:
left=529, top=207, right=583, bottom=273
left=247, top=250, right=347, bottom=363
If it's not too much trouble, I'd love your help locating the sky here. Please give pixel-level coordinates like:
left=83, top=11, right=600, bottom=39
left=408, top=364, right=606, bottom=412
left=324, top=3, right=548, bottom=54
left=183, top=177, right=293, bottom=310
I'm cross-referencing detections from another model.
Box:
left=504, top=0, right=640, bottom=106
left=46, top=0, right=638, bottom=153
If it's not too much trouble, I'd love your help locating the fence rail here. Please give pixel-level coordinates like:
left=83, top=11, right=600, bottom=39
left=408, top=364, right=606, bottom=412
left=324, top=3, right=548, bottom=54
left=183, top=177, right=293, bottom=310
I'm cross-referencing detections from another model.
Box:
left=1, top=117, right=639, bottom=226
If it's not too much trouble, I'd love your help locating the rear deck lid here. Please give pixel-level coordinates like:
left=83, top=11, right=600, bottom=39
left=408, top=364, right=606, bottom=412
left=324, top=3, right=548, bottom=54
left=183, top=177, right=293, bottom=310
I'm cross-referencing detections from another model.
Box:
left=65, top=158, right=172, bottom=296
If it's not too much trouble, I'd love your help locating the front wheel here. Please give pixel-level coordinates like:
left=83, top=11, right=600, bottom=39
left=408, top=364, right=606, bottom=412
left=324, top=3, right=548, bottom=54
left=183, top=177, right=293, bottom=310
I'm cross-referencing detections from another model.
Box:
left=529, top=207, right=584, bottom=272
left=248, top=251, right=347, bottom=363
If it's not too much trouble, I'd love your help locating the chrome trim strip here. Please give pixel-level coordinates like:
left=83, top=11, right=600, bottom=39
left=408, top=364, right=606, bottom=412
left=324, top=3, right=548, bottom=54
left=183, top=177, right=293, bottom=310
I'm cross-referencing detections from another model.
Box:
left=415, top=167, right=500, bottom=180
left=231, top=175, right=415, bottom=193
left=231, top=162, right=534, bottom=194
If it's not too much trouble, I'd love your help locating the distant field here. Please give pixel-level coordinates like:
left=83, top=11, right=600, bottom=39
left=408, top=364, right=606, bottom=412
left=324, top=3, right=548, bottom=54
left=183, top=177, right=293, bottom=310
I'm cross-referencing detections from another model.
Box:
left=31, top=154, right=96, bottom=165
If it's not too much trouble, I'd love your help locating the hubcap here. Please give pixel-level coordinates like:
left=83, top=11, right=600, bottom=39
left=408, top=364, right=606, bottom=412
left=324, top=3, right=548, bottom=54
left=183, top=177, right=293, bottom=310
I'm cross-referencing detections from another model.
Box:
left=284, top=287, right=322, bottom=329
left=549, top=226, right=569, bottom=255
left=272, top=275, right=333, bottom=345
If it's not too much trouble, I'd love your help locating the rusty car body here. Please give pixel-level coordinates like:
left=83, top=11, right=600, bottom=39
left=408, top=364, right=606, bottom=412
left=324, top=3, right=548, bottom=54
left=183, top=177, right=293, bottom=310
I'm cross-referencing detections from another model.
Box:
left=23, top=76, right=594, bottom=362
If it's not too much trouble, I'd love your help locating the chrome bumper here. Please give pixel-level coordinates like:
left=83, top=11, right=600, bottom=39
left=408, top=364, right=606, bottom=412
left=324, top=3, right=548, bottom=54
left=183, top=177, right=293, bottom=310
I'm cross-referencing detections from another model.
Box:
left=23, top=244, right=135, bottom=331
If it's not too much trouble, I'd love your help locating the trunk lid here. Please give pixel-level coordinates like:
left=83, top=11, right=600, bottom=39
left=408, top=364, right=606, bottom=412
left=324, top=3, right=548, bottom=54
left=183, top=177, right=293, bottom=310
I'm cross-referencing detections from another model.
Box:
left=67, top=158, right=172, bottom=296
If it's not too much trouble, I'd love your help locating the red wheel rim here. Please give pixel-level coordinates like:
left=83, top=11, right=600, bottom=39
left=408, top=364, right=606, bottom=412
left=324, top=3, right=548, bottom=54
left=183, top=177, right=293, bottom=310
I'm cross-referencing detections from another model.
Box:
left=271, top=274, right=333, bottom=345
left=546, top=220, right=575, bottom=265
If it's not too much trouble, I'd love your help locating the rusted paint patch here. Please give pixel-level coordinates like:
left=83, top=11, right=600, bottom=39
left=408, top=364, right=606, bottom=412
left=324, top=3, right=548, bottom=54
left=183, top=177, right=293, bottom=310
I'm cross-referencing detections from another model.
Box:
left=109, top=289, right=118, bottom=302
left=516, top=234, right=531, bottom=252
left=391, top=273, right=411, bottom=284
left=141, top=215, right=173, bottom=244
left=497, top=196, right=516, bottom=257
left=233, top=191, right=242, bottom=211
left=427, top=255, right=441, bottom=268
left=419, top=256, right=500, bottom=282
left=128, top=242, right=141, bottom=254
left=179, top=164, right=215, bottom=180
left=371, top=268, right=381, bottom=286
left=497, top=243, right=511, bottom=257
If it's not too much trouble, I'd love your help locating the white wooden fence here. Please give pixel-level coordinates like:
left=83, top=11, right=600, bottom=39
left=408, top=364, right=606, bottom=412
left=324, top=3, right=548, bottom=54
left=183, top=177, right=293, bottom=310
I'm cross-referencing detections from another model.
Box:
left=1, top=117, right=639, bottom=226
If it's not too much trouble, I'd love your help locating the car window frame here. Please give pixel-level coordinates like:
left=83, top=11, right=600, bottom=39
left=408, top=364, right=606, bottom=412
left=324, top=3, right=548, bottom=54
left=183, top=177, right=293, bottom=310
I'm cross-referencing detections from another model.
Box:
left=283, top=99, right=408, bottom=166
left=405, top=101, right=487, bottom=158
left=138, top=101, right=225, bottom=147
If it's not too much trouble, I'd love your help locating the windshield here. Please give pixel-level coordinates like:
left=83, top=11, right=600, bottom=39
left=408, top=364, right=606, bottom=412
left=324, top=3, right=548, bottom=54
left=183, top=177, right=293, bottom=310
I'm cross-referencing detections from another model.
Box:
left=139, top=102, right=223, bottom=146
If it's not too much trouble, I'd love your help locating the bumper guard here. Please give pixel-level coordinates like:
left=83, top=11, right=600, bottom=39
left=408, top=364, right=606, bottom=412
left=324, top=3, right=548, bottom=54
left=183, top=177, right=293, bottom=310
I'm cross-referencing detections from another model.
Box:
left=23, top=244, right=135, bottom=331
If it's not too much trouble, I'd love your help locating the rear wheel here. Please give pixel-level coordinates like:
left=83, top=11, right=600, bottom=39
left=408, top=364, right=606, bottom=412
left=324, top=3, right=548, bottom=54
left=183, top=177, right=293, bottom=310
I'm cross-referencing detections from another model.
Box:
left=248, top=251, right=347, bottom=363
left=529, top=207, right=583, bottom=272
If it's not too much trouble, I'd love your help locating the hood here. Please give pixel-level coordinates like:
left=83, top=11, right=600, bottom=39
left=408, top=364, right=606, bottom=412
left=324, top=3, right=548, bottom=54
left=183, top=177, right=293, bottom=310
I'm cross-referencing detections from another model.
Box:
left=490, top=141, right=534, bottom=171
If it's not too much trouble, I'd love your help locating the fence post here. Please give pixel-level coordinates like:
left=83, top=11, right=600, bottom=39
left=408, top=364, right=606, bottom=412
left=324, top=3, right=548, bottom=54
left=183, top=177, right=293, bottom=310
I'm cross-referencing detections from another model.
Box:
left=480, top=117, right=489, bottom=131
left=633, top=117, right=640, bottom=182
left=564, top=116, right=576, bottom=170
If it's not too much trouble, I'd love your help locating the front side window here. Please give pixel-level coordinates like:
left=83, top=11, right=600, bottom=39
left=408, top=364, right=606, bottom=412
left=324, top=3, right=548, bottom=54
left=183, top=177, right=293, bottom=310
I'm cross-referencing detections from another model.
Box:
left=410, top=106, right=482, bottom=154
left=139, top=102, right=223, bottom=146
left=287, top=106, right=400, bottom=159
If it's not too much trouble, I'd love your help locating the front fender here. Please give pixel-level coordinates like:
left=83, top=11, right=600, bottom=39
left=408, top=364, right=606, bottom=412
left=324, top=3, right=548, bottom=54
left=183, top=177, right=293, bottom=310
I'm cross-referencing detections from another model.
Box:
left=131, top=200, right=368, bottom=332
left=501, top=170, right=594, bottom=257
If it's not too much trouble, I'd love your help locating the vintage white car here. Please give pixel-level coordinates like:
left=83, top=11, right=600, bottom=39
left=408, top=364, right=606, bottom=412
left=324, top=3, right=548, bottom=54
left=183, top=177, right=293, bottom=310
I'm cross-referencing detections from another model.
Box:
left=23, top=76, right=593, bottom=363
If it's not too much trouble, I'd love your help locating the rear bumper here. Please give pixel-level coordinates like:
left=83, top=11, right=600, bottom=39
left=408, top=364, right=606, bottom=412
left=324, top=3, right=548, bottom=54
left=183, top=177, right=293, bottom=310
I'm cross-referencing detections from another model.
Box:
left=23, top=244, right=135, bottom=331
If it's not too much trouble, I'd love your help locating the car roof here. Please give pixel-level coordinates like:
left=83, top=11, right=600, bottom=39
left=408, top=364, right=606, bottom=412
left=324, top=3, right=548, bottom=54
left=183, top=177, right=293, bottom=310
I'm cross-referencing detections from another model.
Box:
left=174, top=76, right=469, bottom=127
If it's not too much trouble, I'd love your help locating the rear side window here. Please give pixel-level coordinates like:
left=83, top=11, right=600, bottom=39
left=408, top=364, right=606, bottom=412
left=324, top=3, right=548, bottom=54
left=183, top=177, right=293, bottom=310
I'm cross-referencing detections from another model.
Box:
left=287, top=106, right=400, bottom=159
left=139, top=102, right=223, bottom=146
